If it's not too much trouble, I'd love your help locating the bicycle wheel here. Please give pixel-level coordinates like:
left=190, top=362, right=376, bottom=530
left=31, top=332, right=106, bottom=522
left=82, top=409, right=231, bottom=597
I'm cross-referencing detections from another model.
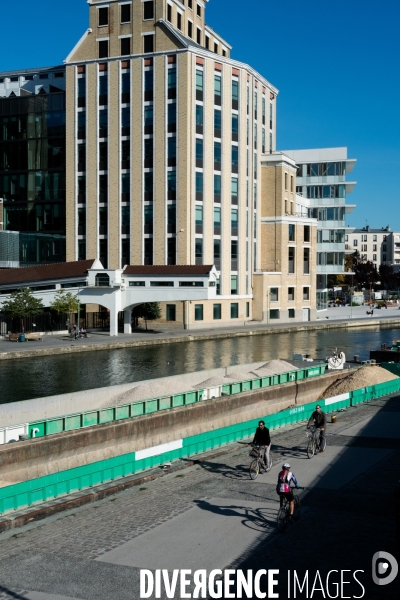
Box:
left=293, top=494, right=301, bottom=521
left=277, top=505, right=288, bottom=533
left=249, top=459, right=260, bottom=480
left=307, top=439, right=315, bottom=459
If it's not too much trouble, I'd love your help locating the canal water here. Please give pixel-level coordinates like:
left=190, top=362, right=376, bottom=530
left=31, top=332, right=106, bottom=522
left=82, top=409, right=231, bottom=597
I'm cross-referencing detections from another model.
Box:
left=1, top=325, right=399, bottom=404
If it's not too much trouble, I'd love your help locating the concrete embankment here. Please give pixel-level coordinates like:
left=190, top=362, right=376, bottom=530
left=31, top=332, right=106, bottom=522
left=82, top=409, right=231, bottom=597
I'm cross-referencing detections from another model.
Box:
left=1, top=316, right=400, bottom=361
left=0, top=369, right=347, bottom=486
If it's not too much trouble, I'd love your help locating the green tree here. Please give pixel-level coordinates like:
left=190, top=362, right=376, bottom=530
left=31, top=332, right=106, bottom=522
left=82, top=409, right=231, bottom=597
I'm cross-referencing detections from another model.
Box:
left=50, top=289, right=80, bottom=324
left=136, top=302, right=161, bottom=331
left=354, top=260, right=379, bottom=290
left=1, top=288, right=44, bottom=332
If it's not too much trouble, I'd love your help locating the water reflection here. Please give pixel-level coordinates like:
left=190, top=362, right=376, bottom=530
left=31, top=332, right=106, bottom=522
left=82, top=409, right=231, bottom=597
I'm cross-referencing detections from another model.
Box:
left=0, top=325, right=399, bottom=404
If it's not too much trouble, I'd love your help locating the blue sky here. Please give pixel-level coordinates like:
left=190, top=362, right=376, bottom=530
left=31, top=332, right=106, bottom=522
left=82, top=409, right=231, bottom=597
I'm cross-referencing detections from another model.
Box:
left=1, top=0, right=399, bottom=229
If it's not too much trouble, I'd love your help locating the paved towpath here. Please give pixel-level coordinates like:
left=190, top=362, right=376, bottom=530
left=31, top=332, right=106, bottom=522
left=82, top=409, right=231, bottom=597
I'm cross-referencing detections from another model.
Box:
left=0, top=393, right=399, bottom=599
left=1, top=305, right=400, bottom=361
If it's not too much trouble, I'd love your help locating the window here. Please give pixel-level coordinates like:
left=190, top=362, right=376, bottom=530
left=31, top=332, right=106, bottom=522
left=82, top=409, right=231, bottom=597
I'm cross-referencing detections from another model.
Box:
left=213, top=304, right=221, bottom=320
left=197, top=28, right=201, bottom=44
left=195, top=172, right=203, bottom=199
left=232, top=79, right=239, bottom=109
left=167, top=238, right=176, bottom=265
left=188, top=0, right=193, bottom=8
left=288, top=287, right=294, bottom=301
left=230, top=303, right=239, bottom=319
left=303, top=287, right=309, bottom=301
left=270, top=309, right=279, bottom=320
left=288, top=224, right=295, bottom=242
left=144, top=105, right=153, bottom=133
left=195, top=205, right=203, bottom=231
left=98, top=41, right=108, bottom=59
left=179, top=281, right=204, bottom=287
left=167, top=204, right=176, bottom=233
left=304, top=225, right=310, bottom=243
left=188, top=21, right=193, bottom=38
left=150, top=281, right=173, bottom=287
left=144, top=172, right=153, bottom=201
left=168, top=171, right=176, bottom=199
left=194, top=304, right=203, bottom=321
left=121, top=4, right=131, bottom=23
left=121, top=71, right=130, bottom=101
left=231, top=275, right=238, bottom=295
left=195, top=238, right=203, bottom=264
left=214, top=42, right=218, bottom=53
left=168, top=67, right=176, bottom=98
left=167, top=3, right=172, bottom=21
left=196, top=138, right=203, bottom=165
left=99, top=108, right=108, bottom=137
left=166, top=305, right=176, bottom=321
left=196, top=69, right=203, bottom=99
left=98, top=7, right=108, bottom=26
left=353, top=239, right=358, bottom=247
left=285, top=173, right=288, bottom=190
left=168, top=103, right=176, bottom=131
left=197, top=4, right=202, bottom=17
left=269, top=288, right=278, bottom=302
left=214, top=174, right=221, bottom=200
left=373, top=254, right=377, bottom=261
left=121, top=173, right=130, bottom=201
left=303, top=248, right=310, bottom=274
left=144, top=35, right=154, bottom=53
left=214, top=239, right=221, bottom=269
left=288, top=309, right=295, bottom=319
left=144, top=69, right=154, bottom=100
left=143, top=1, right=154, bottom=20
left=121, top=37, right=131, bottom=56
left=232, top=145, right=238, bottom=168
left=144, top=238, right=153, bottom=265
left=205, top=36, right=210, bottom=49
left=214, top=109, right=222, bottom=135
left=231, top=178, right=238, bottom=204
left=289, top=247, right=295, bottom=273
left=246, top=302, right=250, bottom=318
left=232, top=114, right=238, bottom=140
left=214, top=141, right=221, bottom=166
left=196, top=104, right=203, bottom=132
left=214, top=75, right=221, bottom=105
left=231, top=208, right=238, bottom=234
left=177, top=12, right=182, bottom=30
left=168, top=136, right=176, bottom=165
left=231, top=240, right=238, bottom=270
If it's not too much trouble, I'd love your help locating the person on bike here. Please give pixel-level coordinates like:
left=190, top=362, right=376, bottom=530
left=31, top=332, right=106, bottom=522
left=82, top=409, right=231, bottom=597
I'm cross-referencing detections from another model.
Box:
left=276, top=462, right=300, bottom=521
left=307, top=404, right=326, bottom=452
left=251, top=420, right=271, bottom=468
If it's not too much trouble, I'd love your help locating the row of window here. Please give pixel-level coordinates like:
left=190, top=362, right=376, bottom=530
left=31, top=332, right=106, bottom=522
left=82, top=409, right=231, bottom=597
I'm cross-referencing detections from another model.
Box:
left=297, top=162, right=346, bottom=178
left=269, top=287, right=310, bottom=302
left=350, top=234, right=387, bottom=242
left=288, top=224, right=311, bottom=242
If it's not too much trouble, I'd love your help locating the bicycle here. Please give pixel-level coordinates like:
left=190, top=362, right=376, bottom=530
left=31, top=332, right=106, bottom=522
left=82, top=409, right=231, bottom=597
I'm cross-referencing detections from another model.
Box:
left=249, top=444, right=273, bottom=480
left=306, top=426, right=326, bottom=459
left=276, top=484, right=302, bottom=533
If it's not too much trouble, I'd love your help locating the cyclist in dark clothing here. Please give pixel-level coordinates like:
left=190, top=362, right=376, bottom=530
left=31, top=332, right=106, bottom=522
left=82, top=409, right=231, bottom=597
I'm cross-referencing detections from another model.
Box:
left=251, top=421, right=271, bottom=467
left=307, top=404, right=326, bottom=452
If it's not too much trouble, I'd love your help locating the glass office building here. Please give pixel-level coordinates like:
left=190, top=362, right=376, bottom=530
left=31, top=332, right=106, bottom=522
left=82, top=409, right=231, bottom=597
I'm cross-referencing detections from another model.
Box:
left=0, top=67, right=66, bottom=265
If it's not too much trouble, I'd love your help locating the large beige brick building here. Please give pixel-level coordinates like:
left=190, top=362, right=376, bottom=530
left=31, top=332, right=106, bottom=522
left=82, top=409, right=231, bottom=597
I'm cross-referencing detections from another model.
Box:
left=64, top=0, right=317, bottom=327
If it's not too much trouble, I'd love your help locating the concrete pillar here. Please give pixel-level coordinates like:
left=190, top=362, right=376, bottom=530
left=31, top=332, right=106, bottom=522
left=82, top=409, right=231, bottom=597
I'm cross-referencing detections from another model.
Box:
left=109, top=306, right=119, bottom=336
left=124, top=308, right=132, bottom=334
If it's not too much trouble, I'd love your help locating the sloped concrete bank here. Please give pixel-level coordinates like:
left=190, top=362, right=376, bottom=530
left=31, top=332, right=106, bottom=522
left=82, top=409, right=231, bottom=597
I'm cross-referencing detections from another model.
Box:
left=1, top=317, right=400, bottom=361
left=0, top=370, right=347, bottom=487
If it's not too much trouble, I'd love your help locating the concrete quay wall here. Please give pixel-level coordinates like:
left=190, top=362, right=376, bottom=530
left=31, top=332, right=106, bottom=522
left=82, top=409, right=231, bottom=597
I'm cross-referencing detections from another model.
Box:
left=0, top=370, right=346, bottom=486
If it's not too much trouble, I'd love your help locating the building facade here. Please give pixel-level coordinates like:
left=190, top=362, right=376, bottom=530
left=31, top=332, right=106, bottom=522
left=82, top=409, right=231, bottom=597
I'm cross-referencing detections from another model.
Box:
left=281, top=148, right=356, bottom=311
left=64, top=0, right=280, bottom=327
left=0, top=66, right=67, bottom=265
left=347, top=226, right=397, bottom=266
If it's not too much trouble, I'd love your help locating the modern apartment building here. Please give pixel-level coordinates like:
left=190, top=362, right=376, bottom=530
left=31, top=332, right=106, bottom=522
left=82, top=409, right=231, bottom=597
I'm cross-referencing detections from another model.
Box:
left=347, top=226, right=400, bottom=267
left=0, top=66, right=66, bottom=265
left=281, top=148, right=356, bottom=311
left=63, top=0, right=281, bottom=326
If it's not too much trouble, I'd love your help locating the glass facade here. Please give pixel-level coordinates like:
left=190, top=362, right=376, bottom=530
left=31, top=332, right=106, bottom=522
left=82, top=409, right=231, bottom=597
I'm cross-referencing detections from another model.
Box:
left=0, top=92, right=66, bottom=265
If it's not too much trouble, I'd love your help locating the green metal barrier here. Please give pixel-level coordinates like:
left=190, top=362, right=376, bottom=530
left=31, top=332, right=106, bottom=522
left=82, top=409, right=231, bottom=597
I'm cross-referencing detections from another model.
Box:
left=24, top=364, right=326, bottom=441
left=3, top=373, right=400, bottom=516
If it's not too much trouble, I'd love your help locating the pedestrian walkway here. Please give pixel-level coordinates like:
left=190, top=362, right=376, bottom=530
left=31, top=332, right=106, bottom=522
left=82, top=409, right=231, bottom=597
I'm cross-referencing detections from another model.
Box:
left=1, top=306, right=400, bottom=361
left=0, top=395, right=398, bottom=599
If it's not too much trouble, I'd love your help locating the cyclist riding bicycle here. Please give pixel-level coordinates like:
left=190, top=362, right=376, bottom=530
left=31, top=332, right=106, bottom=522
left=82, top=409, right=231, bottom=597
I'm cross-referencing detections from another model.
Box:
left=307, top=404, right=326, bottom=452
left=251, top=420, right=271, bottom=468
left=276, top=462, right=300, bottom=522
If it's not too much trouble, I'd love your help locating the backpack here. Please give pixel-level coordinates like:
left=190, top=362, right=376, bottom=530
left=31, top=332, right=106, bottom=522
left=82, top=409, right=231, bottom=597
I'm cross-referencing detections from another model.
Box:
left=276, top=469, right=291, bottom=493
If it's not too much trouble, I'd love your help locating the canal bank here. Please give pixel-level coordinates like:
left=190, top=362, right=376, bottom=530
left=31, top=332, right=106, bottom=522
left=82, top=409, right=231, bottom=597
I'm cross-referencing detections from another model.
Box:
left=1, top=313, right=400, bottom=362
